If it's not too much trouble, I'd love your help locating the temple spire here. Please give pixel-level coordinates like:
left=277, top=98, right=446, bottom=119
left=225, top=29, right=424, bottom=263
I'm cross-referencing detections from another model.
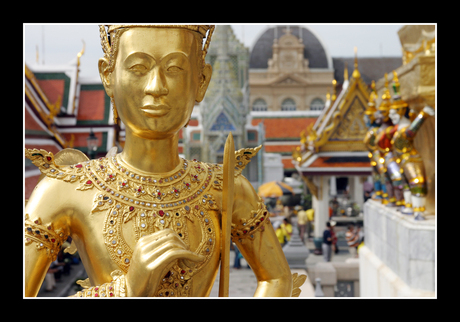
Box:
left=352, top=46, right=361, bottom=78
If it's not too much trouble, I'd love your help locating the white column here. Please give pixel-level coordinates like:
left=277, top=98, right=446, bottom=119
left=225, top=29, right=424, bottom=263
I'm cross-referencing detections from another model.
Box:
left=313, top=176, right=330, bottom=238
left=330, top=176, right=337, bottom=197
left=353, top=176, right=364, bottom=206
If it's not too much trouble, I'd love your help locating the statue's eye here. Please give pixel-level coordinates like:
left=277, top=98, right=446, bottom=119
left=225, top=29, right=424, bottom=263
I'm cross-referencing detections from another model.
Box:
left=167, top=66, right=183, bottom=73
left=129, top=64, right=147, bottom=73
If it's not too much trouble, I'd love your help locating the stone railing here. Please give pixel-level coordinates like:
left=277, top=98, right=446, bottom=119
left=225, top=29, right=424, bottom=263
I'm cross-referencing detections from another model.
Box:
left=360, top=199, right=435, bottom=297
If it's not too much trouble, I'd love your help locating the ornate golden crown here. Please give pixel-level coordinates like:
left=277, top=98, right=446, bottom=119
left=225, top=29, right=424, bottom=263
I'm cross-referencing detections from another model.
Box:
left=99, top=24, right=215, bottom=73
left=389, top=71, right=408, bottom=111
left=365, top=80, right=377, bottom=115
left=378, top=73, right=392, bottom=113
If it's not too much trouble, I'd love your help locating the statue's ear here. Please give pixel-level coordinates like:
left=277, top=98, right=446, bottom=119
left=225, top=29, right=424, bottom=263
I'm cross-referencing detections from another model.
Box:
left=195, top=63, right=212, bottom=103
left=98, top=57, right=113, bottom=97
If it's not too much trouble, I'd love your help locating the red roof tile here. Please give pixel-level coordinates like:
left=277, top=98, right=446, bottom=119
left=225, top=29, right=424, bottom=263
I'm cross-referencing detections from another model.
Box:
left=251, top=117, right=315, bottom=139
left=24, top=106, right=45, bottom=131
left=309, top=157, right=370, bottom=168
left=36, top=79, right=64, bottom=106
left=78, top=90, right=106, bottom=121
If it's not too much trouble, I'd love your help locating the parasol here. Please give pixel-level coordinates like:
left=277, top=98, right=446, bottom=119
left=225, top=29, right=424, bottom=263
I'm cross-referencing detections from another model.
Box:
left=258, top=181, right=295, bottom=198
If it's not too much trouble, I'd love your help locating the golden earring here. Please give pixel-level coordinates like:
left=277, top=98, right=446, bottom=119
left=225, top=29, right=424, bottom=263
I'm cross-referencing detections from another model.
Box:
left=110, top=97, right=120, bottom=126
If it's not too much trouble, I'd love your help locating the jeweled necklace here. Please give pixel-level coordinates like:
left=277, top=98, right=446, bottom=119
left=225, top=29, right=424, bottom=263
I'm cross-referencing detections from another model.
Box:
left=85, top=154, right=222, bottom=297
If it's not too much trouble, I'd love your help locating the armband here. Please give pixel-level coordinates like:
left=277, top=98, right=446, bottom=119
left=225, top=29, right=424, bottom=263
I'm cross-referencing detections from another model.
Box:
left=231, top=197, right=270, bottom=242
left=24, top=214, right=69, bottom=261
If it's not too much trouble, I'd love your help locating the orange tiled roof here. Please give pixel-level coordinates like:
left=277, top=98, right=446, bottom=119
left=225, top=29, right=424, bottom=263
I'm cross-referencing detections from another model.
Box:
left=282, top=158, right=295, bottom=169
left=264, top=145, right=297, bottom=153
left=77, top=90, right=106, bottom=121
left=251, top=117, right=316, bottom=139
left=309, top=156, right=370, bottom=168
left=36, top=79, right=65, bottom=106
left=24, top=106, right=45, bottom=131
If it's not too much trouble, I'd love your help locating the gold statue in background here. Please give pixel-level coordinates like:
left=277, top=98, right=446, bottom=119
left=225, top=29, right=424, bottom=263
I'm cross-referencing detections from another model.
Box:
left=25, top=25, right=300, bottom=297
left=388, top=71, right=435, bottom=220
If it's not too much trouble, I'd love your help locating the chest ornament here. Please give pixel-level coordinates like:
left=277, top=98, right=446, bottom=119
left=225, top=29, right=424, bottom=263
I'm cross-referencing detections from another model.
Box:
left=88, top=155, right=222, bottom=296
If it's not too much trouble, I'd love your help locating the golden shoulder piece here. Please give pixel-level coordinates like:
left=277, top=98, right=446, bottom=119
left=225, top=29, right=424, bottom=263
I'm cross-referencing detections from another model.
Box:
left=233, top=145, right=262, bottom=177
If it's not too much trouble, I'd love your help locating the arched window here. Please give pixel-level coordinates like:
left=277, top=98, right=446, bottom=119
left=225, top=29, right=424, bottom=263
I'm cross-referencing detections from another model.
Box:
left=281, top=98, right=296, bottom=111
left=310, top=98, right=325, bottom=111
left=252, top=98, right=267, bottom=111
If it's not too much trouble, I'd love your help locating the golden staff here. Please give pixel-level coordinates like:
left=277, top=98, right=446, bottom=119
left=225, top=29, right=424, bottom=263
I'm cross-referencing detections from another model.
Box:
left=219, top=132, right=235, bottom=297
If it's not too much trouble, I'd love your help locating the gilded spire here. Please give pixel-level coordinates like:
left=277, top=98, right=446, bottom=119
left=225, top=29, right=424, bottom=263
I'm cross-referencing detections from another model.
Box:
left=365, top=80, right=377, bottom=115
left=331, top=79, right=337, bottom=102
left=77, top=39, right=85, bottom=67
left=344, top=62, right=349, bottom=81
left=352, top=46, right=361, bottom=78
left=378, top=73, right=391, bottom=115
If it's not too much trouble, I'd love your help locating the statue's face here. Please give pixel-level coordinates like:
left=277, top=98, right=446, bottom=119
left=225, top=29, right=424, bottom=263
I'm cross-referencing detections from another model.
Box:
left=105, top=27, right=210, bottom=139
left=389, top=109, right=401, bottom=125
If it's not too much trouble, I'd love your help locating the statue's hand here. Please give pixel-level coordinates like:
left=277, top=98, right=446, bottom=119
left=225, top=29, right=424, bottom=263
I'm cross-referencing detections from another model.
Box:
left=423, top=105, right=435, bottom=116
left=125, top=229, right=205, bottom=297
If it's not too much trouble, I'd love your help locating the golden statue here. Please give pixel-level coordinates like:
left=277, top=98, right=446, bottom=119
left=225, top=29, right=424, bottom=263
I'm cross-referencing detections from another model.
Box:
left=363, top=81, right=384, bottom=201
left=388, top=71, right=435, bottom=220
left=25, top=25, right=303, bottom=297
left=373, top=74, right=400, bottom=206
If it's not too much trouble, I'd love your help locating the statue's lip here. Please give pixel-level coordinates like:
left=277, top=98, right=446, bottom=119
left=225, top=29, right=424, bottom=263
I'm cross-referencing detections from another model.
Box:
left=141, top=104, right=170, bottom=116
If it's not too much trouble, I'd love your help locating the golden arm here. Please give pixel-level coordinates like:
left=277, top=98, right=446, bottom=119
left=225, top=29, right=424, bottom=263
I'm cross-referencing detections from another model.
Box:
left=24, top=177, right=73, bottom=297
left=231, top=176, right=293, bottom=297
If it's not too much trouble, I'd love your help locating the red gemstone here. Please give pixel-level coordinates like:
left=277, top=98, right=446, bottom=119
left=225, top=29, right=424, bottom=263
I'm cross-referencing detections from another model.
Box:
left=185, top=183, right=190, bottom=187
left=138, top=186, right=142, bottom=192
left=159, top=210, right=164, bottom=216
left=34, top=220, right=39, bottom=224
left=95, top=293, right=99, bottom=297
left=109, top=292, right=114, bottom=297
left=260, top=217, right=264, bottom=222
left=181, top=270, right=186, bottom=274
left=46, top=156, right=52, bottom=161
left=95, top=287, right=99, bottom=291
left=122, top=182, right=126, bottom=186
left=51, top=238, right=56, bottom=242
left=158, top=192, right=162, bottom=196
left=75, top=164, right=82, bottom=168
left=86, top=180, right=92, bottom=185
left=129, top=206, right=134, bottom=211
left=243, top=230, right=248, bottom=234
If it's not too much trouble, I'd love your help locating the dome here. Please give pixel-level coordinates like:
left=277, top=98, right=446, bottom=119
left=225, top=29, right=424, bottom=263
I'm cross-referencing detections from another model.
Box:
left=249, top=25, right=331, bottom=69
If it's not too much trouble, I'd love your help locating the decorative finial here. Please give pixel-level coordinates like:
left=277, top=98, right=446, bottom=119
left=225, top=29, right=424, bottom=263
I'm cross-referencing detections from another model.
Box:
left=77, top=39, right=85, bottom=67
left=344, top=62, right=348, bottom=81
left=332, top=79, right=337, bottom=101
left=352, top=46, right=360, bottom=78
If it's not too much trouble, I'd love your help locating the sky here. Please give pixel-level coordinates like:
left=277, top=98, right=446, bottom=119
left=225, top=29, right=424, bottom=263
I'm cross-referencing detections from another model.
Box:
left=23, top=23, right=411, bottom=80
